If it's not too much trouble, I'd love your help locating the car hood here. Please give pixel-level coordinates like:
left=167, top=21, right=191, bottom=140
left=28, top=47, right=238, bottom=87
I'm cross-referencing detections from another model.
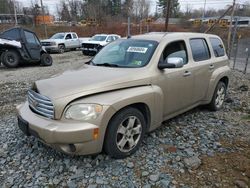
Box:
left=83, top=40, right=107, bottom=45
left=35, top=65, right=151, bottom=101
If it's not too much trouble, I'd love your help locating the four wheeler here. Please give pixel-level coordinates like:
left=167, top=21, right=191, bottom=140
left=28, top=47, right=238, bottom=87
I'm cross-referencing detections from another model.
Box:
left=0, top=27, right=53, bottom=68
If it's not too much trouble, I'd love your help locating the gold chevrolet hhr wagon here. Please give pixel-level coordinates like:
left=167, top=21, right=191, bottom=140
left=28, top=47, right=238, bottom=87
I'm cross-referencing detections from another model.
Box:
left=17, top=32, right=230, bottom=158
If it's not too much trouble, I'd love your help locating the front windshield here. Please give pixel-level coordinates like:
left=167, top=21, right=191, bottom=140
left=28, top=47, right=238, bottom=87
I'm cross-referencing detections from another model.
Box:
left=90, top=35, right=107, bottom=41
left=50, top=33, right=65, bottom=39
left=92, top=39, right=158, bottom=68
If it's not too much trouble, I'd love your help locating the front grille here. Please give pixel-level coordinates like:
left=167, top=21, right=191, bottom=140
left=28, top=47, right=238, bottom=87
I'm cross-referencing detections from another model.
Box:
left=27, top=90, right=54, bottom=119
left=82, top=43, right=96, bottom=49
left=41, top=42, right=51, bottom=46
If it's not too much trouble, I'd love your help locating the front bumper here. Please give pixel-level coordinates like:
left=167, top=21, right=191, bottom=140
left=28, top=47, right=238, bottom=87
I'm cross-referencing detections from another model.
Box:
left=17, top=102, right=102, bottom=155
left=43, top=46, right=59, bottom=52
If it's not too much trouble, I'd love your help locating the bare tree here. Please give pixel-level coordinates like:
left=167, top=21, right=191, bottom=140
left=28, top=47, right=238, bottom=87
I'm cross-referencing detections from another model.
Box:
left=122, top=0, right=134, bottom=18
left=184, top=3, right=193, bottom=18
left=134, top=0, right=150, bottom=22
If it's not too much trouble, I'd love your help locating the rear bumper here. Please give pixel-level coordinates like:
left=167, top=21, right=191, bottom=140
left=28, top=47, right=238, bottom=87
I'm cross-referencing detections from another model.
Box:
left=17, top=102, right=102, bottom=155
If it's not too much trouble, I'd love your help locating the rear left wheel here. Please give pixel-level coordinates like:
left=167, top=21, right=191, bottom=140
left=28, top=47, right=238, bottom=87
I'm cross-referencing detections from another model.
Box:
left=104, top=107, right=146, bottom=159
left=208, top=81, right=227, bottom=111
left=40, top=53, right=53, bottom=66
left=1, top=50, right=20, bottom=68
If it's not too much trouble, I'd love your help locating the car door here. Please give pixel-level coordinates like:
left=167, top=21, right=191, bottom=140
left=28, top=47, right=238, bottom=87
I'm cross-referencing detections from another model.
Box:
left=156, top=40, right=195, bottom=117
left=64, top=33, right=73, bottom=48
left=189, top=38, right=214, bottom=102
left=72, top=33, right=79, bottom=48
left=23, top=30, right=41, bottom=61
left=106, top=36, right=114, bottom=44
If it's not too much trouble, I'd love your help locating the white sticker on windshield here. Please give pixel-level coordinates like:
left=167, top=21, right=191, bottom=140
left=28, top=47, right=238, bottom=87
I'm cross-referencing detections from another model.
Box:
left=127, top=47, right=148, bottom=53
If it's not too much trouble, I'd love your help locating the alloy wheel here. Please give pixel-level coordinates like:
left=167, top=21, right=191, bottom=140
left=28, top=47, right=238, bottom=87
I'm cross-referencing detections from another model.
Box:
left=116, top=116, right=142, bottom=153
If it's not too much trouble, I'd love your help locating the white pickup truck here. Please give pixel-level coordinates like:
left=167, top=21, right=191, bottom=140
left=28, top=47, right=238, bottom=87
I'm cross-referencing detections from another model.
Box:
left=41, top=32, right=86, bottom=53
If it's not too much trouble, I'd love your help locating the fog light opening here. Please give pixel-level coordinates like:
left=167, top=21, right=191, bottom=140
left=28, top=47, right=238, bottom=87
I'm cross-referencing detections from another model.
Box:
left=69, top=144, right=76, bottom=152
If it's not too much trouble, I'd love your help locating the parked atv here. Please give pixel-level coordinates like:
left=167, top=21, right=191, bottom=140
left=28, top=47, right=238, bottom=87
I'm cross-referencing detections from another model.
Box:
left=0, top=27, right=52, bottom=68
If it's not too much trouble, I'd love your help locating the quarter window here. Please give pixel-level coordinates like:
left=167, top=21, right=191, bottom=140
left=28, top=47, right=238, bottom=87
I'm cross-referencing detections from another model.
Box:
left=209, top=37, right=225, bottom=57
left=190, top=38, right=210, bottom=61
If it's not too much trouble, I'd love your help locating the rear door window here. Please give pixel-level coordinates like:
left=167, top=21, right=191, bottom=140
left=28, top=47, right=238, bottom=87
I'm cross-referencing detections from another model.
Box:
left=209, top=37, right=225, bottom=57
left=190, top=38, right=210, bottom=62
left=72, top=33, right=77, bottom=39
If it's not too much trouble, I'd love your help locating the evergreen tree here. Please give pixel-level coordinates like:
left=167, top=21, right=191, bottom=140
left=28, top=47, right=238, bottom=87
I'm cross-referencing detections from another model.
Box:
left=158, top=0, right=181, bottom=18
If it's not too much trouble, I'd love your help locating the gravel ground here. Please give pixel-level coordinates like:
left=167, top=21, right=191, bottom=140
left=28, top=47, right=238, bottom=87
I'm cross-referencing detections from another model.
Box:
left=0, top=51, right=250, bottom=188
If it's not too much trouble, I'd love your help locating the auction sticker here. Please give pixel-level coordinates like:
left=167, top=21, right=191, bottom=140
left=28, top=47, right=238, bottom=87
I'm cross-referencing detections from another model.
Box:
left=127, top=47, right=148, bottom=53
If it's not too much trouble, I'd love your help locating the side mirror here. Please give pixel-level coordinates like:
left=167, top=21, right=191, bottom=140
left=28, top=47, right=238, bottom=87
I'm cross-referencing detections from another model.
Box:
left=158, top=57, right=184, bottom=69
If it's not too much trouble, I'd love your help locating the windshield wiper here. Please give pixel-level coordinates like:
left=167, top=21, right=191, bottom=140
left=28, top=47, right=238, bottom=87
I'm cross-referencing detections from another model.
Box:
left=95, top=63, right=119, bottom=67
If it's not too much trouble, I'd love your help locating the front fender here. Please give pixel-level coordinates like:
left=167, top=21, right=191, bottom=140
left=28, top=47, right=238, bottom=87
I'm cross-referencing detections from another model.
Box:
left=69, top=85, right=164, bottom=139
left=205, top=65, right=231, bottom=103
left=62, top=85, right=164, bottom=153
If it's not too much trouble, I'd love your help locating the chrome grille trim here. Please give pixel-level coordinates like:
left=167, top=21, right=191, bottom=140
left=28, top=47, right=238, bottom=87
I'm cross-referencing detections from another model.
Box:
left=28, top=90, right=54, bottom=119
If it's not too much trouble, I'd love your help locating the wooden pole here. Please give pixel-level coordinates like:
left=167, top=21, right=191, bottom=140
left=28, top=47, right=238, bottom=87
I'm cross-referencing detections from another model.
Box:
left=40, top=0, right=48, bottom=38
left=165, top=0, right=171, bottom=31
left=13, top=0, right=18, bottom=26
left=204, top=6, right=232, bottom=33
left=227, top=0, right=236, bottom=57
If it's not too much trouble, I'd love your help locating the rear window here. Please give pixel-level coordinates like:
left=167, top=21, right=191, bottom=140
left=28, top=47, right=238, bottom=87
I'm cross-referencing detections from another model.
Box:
left=209, top=37, right=225, bottom=57
left=1, top=28, right=20, bottom=41
left=190, top=38, right=210, bottom=62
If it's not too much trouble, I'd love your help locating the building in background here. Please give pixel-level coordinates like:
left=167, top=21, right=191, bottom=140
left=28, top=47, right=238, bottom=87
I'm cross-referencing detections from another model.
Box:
left=35, top=15, right=54, bottom=25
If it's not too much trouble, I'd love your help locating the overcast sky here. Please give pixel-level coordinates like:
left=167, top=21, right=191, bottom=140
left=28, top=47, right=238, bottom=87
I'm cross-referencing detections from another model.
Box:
left=16, top=0, right=249, bottom=16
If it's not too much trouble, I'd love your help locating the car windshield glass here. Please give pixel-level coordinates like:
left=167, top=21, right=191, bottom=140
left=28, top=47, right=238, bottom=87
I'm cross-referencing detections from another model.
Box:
left=90, top=35, right=107, bottom=41
left=50, top=33, right=65, bottom=39
left=92, top=39, right=158, bottom=68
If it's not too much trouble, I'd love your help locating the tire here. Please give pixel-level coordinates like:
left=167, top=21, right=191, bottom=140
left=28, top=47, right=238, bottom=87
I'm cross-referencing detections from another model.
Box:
left=58, top=44, right=65, bottom=54
left=82, top=51, right=89, bottom=56
left=208, top=81, right=227, bottom=111
left=1, top=50, right=20, bottom=68
left=40, top=53, right=53, bottom=66
left=104, top=107, right=146, bottom=159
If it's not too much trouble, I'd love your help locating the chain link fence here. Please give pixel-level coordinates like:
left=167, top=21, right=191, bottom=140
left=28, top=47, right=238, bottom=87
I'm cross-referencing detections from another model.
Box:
left=230, top=37, right=250, bottom=74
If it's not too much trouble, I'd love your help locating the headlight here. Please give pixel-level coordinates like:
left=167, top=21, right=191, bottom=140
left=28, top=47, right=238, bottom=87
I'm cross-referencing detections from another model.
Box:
left=50, top=42, right=57, bottom=46
left=65, top=104, right=103, bottom=121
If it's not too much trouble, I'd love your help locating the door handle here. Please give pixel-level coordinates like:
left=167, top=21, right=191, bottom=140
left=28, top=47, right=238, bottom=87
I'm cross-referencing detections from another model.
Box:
left=183, top=71, right=191, bottom=77
left=209, top=64, right=215, bottom=70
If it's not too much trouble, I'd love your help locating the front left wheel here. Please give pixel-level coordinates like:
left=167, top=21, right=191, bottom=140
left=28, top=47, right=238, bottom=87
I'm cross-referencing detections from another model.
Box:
left=40, top=53, right=53, bottom=66
left=104, top=107, right=146, bottom=159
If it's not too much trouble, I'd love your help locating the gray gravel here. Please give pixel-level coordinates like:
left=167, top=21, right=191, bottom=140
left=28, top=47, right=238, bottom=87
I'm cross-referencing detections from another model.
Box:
left=0, top=51, right=250, bottom=187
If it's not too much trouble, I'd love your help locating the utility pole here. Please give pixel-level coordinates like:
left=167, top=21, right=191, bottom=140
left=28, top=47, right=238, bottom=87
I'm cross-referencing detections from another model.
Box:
left=40, top=0, right=48, bottom=38
left=165, top=0, right=171, bottom=31
left=202, top=0, right=207, bottom=21
left=13, top=0, right=18, bottom=26
left=127, top=17, right=131, bottom=38
left=227, top=0, right=236, bottom=58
